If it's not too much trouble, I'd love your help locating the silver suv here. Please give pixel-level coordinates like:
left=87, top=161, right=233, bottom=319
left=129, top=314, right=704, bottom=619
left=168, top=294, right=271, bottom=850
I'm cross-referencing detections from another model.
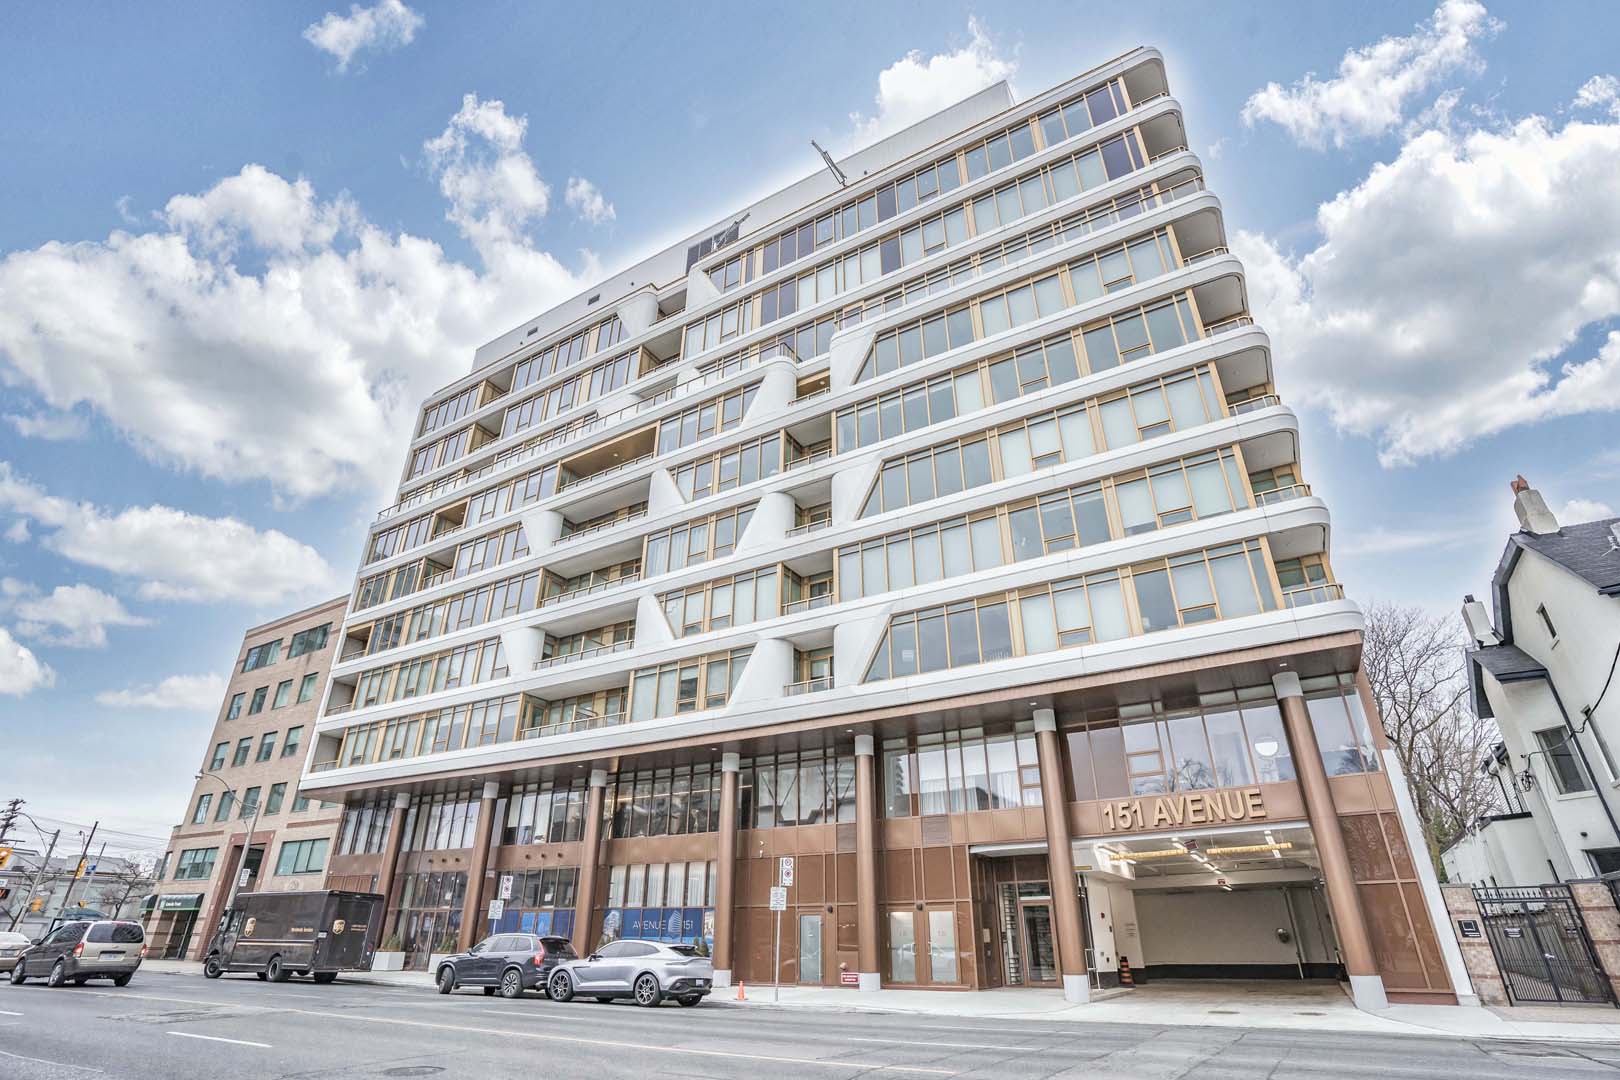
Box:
left=9, top=919, right=145, bottom=987
left=547, top=940, right=713, bottom=1007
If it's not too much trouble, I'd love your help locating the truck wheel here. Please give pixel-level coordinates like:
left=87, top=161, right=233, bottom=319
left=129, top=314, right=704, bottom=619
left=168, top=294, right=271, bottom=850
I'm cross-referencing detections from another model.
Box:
left=313, top=972, right=337, bottom=984
left=267, top=956, right=290, bottom=983
left=256, top=972, right=268, bottom=981
left=436, top=966, right=456, bottom=995
left=204, top=955, right=224, bottom=979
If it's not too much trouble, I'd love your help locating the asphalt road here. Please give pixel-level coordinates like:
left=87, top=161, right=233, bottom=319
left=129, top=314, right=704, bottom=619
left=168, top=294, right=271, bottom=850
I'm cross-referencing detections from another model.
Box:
left=1, top=969, right=1618, bottom=1079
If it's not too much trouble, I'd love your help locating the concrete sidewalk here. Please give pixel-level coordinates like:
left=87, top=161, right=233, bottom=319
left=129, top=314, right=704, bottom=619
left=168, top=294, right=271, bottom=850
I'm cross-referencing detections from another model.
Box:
left=140, top=961, right=1620, bottom=1044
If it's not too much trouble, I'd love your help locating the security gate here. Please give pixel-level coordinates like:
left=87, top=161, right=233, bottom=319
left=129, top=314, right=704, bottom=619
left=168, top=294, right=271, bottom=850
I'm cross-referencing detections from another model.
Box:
left=1474, top=886, right=1612, bottom=1005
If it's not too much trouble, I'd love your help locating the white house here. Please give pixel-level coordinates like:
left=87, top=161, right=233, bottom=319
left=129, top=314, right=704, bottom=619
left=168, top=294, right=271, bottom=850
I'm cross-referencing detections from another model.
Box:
left=1457, top=478, right=1620, bottom=882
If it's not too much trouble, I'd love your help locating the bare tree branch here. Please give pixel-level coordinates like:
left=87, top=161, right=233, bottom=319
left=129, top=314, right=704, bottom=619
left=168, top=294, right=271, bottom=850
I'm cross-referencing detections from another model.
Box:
left=1362, top=601, right=1502, bottom=874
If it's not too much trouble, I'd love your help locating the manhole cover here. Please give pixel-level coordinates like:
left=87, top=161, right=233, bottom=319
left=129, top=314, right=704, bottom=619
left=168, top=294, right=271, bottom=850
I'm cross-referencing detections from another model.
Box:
left=383, top=1069, right=445, bottom=1077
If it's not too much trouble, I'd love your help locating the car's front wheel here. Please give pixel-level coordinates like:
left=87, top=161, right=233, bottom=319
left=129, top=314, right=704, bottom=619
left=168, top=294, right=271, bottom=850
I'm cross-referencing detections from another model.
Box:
left=46, top=961, right=68, bottom=988
left=203, top=954, right=224, bottom=979
left=436, top=966, right=456, bottom=995
left=633, top=973, right=661, bottom=1007
left=9, top=964, right=27, bottom=985
left=548, top=971, right=574, bottom=1002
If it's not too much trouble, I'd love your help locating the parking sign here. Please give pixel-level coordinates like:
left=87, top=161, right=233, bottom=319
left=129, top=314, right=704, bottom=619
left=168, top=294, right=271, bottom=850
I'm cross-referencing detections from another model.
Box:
left=779, top=856, right=794, bottom=886
left=769, top=886, right=787, bottom=911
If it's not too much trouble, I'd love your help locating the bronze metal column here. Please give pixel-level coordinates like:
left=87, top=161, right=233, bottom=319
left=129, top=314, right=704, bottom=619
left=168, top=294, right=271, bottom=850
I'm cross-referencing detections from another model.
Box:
left=375, top=791, right=411, bottom=936
left=1033, top=708, right=1090, bottom=1004
left=712, top=752, right=740, bottom=987
left=570, top=768, right=608, bottom=956
left=854, top=734, right=880, bottom=991
left=457, top=781, right=501, bottom=951
left=1272, top=671, right=1386, bottom=1010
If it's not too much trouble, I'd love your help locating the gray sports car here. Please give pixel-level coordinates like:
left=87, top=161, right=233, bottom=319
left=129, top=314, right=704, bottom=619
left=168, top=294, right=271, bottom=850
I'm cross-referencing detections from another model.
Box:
left=547, top=940, right=713, bottom=1007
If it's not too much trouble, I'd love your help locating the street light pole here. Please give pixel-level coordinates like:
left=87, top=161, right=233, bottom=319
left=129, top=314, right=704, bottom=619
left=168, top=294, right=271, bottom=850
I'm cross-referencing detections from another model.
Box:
left=194, top=772, right=262, bottom=912
left=54, top=820, right=98, bottom=923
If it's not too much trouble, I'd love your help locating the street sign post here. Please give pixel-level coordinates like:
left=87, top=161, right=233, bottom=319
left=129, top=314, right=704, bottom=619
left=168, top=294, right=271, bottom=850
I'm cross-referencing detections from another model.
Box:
left=499, top=874, right=513, bottom=901
left=488, top=899, right=504, bottom=921
left=770, top=855, right=793, bottom=1003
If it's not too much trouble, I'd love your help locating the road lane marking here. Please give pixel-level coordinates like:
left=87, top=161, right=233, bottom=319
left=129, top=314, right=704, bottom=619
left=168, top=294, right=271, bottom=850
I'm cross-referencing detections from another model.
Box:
left=848, top=1037, right=1039, bottom=1051
left=75, top=988, right=952, bottom=1073
left=0, top=1047, right=104, bottom=1072
left=166, top=1032, right=272, bottom=1048
left=914, top=1025, right=1061, bottom=1035
left=0, top=1009, right=23, bottom=1016
left=310, top=1011, right=956, bottom=1074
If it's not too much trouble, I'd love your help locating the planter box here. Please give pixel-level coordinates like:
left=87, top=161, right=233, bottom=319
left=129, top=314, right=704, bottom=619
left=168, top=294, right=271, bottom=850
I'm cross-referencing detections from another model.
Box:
left=428, top=952, right=455, bottom=972
left=371, top=951, right=406, bottom=972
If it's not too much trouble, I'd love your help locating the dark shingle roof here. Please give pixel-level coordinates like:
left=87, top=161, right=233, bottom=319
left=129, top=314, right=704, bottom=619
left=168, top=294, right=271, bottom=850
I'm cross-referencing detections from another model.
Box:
left=1466, top=644, right=1548, bottom=720
left=1514, top=517, right=1620, bottom=595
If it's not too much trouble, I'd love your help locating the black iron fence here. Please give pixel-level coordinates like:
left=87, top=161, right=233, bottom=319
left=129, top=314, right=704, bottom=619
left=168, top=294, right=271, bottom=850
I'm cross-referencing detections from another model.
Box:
left=1474, top=885, right=1612, bottom=1005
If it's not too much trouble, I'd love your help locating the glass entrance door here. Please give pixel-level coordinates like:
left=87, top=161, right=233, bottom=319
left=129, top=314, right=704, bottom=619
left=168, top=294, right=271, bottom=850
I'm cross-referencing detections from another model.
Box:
left=798, top=914, right=823, bottom=984
left=1019, top=901, right=1059, bottom=985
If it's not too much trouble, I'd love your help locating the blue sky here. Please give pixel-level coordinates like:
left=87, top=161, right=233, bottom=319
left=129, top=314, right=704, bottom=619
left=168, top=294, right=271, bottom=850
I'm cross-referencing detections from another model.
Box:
left=1, top=1, right=1617, bottom=844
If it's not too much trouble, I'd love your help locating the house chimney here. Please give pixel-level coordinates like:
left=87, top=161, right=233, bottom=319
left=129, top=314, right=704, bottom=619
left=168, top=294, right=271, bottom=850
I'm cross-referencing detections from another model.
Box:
left=1460, top=593, right=1500, bottom=647
left=1510, top=475, right=1559, bottom=534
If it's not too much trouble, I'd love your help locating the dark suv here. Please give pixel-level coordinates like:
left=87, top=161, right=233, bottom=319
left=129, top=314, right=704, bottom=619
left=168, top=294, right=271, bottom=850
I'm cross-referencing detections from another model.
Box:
left=435, top=933, right=576, bottom=998
left=10, top=919, right=145, bottom=987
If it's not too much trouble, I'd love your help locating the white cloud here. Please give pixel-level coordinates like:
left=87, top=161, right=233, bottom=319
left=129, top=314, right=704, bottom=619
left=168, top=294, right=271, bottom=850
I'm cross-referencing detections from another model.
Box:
left=850, top=17, right=1015, bottom=146
left=0, top=627, right=54, bottom=697
left=0, top=96, right=587, bottom=505
left=565, top=177, right=615, bottom=226
left=1241, top=0, right=1501, bottom=148
left=425, top=93, right=551, bottom=250
left=9, top=583, right=150, bottom=648
left=95, top=672, right=226, bottom=711
left=1235, top=105, right=1620, bottom=466
left=0, top=463, right=339, bottom=604
left=1573, top=74, right=1620, bottom=119
left=1559, top=498, right=1616, bottom=523
left=303, top=0, right=424, bottom=72
left=5, top=410, right=88, bottom=441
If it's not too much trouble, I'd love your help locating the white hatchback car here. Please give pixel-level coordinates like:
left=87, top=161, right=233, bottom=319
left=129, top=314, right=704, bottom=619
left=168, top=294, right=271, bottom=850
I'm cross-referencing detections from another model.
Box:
left=547, top=940, right=713, bottom=1007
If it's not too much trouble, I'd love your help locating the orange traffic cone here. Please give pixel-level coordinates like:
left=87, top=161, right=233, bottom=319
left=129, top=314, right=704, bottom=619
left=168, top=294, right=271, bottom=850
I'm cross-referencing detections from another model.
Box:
left=736, top=980, right=746, bottom=1001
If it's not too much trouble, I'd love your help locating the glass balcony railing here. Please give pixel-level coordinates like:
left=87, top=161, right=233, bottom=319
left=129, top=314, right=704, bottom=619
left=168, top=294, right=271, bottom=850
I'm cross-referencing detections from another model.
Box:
left=1254, top=483, right=1312, bottom=506
left=1283, top=582, right=1345, bottom=608
left=784, top=677, right=835, bottom=696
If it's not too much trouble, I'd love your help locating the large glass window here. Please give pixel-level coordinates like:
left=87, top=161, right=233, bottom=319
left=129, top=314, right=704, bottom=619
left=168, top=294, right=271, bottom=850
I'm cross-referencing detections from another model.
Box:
left=174, top=848, right=217, bottom=880
left=1065, top=693, right=1299, bottom=800
left=738, top=750, right=857, bottom=828
left=1303, top=678, right=1382, bottom=776
left=275, top=838, right=330, bottom=876
left=644, top=505, right=755, bottom=577
left=881, top=728, right=1041, bottom=816
left=661, top=566, right=780, bottom=637
left=629, top=647, right=753, bottom=722
left=609, top=764, right=722, bottom=838
left=865, top=541, right=1279, bottom=683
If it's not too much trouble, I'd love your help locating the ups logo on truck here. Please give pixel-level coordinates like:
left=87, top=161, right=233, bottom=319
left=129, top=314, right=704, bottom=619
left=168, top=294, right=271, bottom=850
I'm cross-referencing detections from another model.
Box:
left=243, top=917, right=257, bottom=937
left=332, top=919, right=347, bottom=935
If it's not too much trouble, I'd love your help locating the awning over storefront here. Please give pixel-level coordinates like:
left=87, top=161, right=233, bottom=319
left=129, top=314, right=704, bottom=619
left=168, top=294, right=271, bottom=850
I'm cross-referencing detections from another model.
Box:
left=156, top=894, right=203, bottom=912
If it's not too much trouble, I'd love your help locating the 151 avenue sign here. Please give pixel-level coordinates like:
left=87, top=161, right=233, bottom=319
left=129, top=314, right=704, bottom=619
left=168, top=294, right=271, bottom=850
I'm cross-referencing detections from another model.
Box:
left=1099, top=787, right=1268, bottom=832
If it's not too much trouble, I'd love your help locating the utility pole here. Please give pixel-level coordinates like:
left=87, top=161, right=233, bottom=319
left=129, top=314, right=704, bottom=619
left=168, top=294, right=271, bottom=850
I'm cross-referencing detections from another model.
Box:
left=55, top=820, right=98, bottom=923
left=0, top=798, right=21, bottom=842
left=79, top=841, right=108, bottom=914
left=10, top=828, right=59, bottom=932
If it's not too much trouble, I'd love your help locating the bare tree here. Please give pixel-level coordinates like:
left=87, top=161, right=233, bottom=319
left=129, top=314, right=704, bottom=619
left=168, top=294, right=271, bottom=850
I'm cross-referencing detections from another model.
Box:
left=1362, top=601, right=1503, bottom=872
left=91, top=855, right=159, bottom=919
